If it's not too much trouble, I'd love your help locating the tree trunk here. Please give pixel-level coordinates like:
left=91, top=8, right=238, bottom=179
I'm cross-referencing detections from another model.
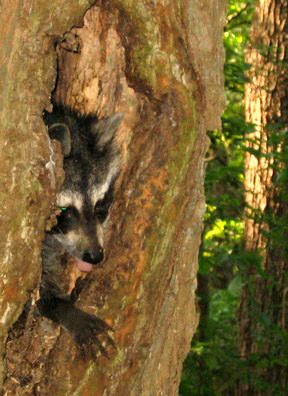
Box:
left=238, top=0, right=288, bottom=394
left=0, top=1, right=226, bottom=395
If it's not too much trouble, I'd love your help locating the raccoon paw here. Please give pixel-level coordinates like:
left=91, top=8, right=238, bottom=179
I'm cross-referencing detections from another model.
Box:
left=70, top=310, right=116, bottom=360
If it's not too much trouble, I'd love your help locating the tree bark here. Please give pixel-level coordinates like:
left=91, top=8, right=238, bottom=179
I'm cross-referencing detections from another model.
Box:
left=0, top=0, right=93, bottom=388
left=238, top=0, right=288, bottom=394
left=0, top=1, right=226, bottom=395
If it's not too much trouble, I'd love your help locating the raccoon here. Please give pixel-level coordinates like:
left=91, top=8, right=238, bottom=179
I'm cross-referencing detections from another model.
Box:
left=38, top=107, right=122, bottom=359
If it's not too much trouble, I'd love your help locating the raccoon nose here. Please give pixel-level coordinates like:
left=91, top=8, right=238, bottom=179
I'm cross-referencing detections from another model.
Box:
left=82, top=247, right=104, bottom=264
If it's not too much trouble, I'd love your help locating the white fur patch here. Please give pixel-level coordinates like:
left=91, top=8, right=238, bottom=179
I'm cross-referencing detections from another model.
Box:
left=96, top=223, right=104, bottom=246
left=90, top=182, right=110, bottom=207
left=57, top=190, right=84, bottom=212
left=89, top=157, right=119, bottom=207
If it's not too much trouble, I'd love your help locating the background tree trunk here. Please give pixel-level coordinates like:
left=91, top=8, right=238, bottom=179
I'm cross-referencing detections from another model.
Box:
left=238, top=0, right=288, bottom=394
left=0, top=1, right=226, bottom=395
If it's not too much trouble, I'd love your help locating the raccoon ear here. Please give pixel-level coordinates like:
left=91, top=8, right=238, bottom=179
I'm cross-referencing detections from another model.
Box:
left=91, top=113, right=123, bottom=148
left=48, top=123, right=71, bottom=157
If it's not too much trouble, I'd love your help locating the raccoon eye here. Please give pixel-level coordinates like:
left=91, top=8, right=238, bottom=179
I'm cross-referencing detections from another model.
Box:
left=94, top=201, right=109, bottom=222
left=58, top=206, right=75, bottom=217
left=57, top=206, right=79, bottom=222
left=56, top=206, right=79, bottom=234
left=94, top=207, right=109, bottom=222
left=94, top=188, right=114, bottom=222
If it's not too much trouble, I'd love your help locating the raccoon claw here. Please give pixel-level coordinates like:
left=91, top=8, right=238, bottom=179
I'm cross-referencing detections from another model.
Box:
left=71, top=311, right=115, bottom=360
left=76, top=336, right=109, bottom=360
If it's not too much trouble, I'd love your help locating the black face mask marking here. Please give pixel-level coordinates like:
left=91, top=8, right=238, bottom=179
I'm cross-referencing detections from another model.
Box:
left=46, top=108, right=122, bottom=266
left=39, top=106, right=122, bottom=359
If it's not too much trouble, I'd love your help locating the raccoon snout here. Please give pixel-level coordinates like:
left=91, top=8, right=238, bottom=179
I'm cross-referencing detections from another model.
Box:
left=82, top=246, right=104, bottom=264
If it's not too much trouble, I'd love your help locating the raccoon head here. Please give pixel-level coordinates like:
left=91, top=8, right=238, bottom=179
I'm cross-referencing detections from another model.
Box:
left=47, top=110, right=122, bottom=272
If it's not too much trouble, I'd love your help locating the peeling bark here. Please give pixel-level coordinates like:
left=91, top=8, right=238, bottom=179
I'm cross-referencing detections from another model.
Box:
left=0, top=1, right=226, bottom=395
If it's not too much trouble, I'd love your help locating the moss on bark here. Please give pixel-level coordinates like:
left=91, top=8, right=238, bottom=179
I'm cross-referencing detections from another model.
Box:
left=1, top=1, right=226, bottom=394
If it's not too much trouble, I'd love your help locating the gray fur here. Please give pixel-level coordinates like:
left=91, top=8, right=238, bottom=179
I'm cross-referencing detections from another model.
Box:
left=38, top=108, right=122, bottom=358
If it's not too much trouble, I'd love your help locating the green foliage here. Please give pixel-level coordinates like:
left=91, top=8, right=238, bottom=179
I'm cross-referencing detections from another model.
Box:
left=180, top=1, right=255, bottom=394
left=181, top=0, right=288, bottom=393
left=180, top=0, right=288, bottom=392
left=203, top=0, right=255, bottom=287
left=180, top=281, right=242, bottom=396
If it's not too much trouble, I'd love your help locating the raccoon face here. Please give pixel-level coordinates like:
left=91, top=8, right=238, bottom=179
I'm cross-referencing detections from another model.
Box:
left=54, top=183, right=114, bottom=270
left=45, top=109, right=122, bottom=272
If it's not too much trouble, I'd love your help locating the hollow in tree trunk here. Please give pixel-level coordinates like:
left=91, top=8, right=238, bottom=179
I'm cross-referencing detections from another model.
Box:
left=0, top=1, right=226, bottom=394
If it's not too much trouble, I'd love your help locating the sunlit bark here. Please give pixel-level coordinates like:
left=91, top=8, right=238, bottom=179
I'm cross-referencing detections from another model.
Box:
left=0, top=1, right=226, bottom=394
left=238, top=0, right=288, bottom=394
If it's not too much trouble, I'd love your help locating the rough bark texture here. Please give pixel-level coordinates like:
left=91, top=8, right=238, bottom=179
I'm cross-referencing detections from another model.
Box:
left=0, top=1, right=226, bottom=395
left=238, top=0, right=288, bottom=394
left=0, top=0, right=94, bottom=388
